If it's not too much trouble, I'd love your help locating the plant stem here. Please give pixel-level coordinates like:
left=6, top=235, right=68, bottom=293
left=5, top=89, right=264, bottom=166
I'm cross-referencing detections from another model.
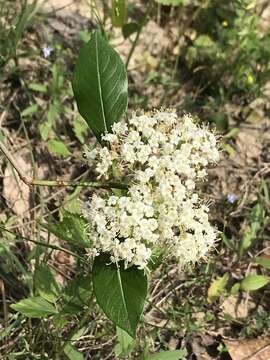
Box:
left=0, top=140, right=128, bottom=189
left=125, top=25, right=143, bottom=69
left=31, top=179, right=128, bottom=189
left=125, top=0, right=154, bottom=69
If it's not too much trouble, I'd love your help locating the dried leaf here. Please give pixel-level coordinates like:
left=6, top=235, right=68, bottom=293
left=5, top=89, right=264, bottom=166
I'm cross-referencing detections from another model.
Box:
left=221, top=295, right=256, bottom=319
left=224, top=338, right=270, bottom=360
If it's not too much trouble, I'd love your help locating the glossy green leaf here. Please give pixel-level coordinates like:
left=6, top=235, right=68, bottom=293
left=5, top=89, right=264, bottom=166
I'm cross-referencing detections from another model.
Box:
left=47, top=139, right=71, bottom=157
left=73, top=30, right=128, bottom=141
left=241, top=275, right=269, bottom=291
left=34, top=264, right=60, bottom=303
left=11, top=297, right=58, bottom=318
left=112, top=0, right=126, bottom=27
left=41, top=212, right=90, bottom=248
left=146, top=349, right=187, bottom=360
left=255, top=256, right=270, bottom=270
left=92, top=254, right=147, bottom=338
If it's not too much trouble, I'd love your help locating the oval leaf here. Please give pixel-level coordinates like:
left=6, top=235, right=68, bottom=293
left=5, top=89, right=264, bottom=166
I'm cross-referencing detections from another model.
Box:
left=207, top=273, right=229, bottom=303
left=47, top=139, right=71, bottom=158
left=92, top=254, right=147, bottom=338
left=10, top=296, right=58, bottom=318
left=73, top=30, right=128, bottom=141
left=241, top=275, right=269, bottom=291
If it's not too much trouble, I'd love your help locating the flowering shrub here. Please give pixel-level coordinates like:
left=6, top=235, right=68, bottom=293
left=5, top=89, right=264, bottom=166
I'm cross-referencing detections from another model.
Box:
left=10, top=30, right=220, bottom=355
left=84, top=111, right=219, bottom=270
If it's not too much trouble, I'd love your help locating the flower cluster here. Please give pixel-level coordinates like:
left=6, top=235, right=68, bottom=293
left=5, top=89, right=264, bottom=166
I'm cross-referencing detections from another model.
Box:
left=83, top=110, right=220, bottom=269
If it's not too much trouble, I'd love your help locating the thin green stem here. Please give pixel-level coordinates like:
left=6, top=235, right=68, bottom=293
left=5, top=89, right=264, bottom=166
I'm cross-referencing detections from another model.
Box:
left=125, top=0, right=154, bottom=69
left=125, top=26, right=143, bottom=69
left=31, top=179, right=128, bottom=189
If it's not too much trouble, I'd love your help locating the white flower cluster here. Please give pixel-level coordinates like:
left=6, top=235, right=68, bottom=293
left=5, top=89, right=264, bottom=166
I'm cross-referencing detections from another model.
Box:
left=83, top=110, right=219, bottom=269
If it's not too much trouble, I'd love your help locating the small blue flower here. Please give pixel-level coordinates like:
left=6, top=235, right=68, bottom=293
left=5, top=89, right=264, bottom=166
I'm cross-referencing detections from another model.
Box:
left=42, top=46, right=53, bottom=58
left=227, top=194, right=237, bottom=204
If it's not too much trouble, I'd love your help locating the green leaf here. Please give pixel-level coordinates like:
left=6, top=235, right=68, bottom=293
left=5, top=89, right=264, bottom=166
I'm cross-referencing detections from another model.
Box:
left=61, top=274, right=92, bottom=315
left=41, top=212, right=90, bottom=248
left=21, top=104, right=39, bottom=117
left=255, top=257, right=270, bottom=270
left=40, top=122, right=52, bottom=141
left=146, top=349, right=187, bottom=360
left=79, top=30, right=91, bottom=43
left=122, top=23, right=140, bottom=39
left=112, top=0, right=126, bottom=27
left=222, top=143, right=236, bottom=157
left=224, top=127, right=240, bottom=138
left=47, top=139, right=71, bottom=158
left=28, top=82, right=48, bottom=93
left=27, top=244, right=47, bottom=261
left=34, top=264, right=60, bottom=303
left=241, top=275, right=269, bottom=291
left=154, top=0, right=182, bottom=5
left=114, top=327, right=135, bottom=358
left=92, top=254, right=147, bottom=338
left=40, top=103, right=58, bottom=140
left=64, top=344, right=84, bottom=360
left=14, top=2, right=37, bottom=49
left=39, top=104, right=57, bottom=141
left=239, top=203, right=265, bottom=256
left=73, top=30, right=128, bottom=142
left=11, top=297, right=58, bottom=318
left=230, top=283, right=240, bottom=295
left=73, top=116, right=89, bottom=143
left=62, top=187, right=82, bottom=215
left=207, top=273, right=229, bottom=302
left=194, top=35, right=216, bottom=49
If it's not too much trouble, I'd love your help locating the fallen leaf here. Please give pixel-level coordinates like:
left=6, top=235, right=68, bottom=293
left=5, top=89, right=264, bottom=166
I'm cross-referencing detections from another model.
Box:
left=221, top=295, right=256, bottom=319
left=224, top=338, right=270, bottom=360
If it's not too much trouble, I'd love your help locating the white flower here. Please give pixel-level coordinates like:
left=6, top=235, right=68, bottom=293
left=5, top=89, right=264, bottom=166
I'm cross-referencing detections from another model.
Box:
left=83, top=110, right=220, bottom=269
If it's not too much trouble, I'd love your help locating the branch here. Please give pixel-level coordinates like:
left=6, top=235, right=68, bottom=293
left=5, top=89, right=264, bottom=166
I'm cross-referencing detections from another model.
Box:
left=0, top=141, right=128, bottom=190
